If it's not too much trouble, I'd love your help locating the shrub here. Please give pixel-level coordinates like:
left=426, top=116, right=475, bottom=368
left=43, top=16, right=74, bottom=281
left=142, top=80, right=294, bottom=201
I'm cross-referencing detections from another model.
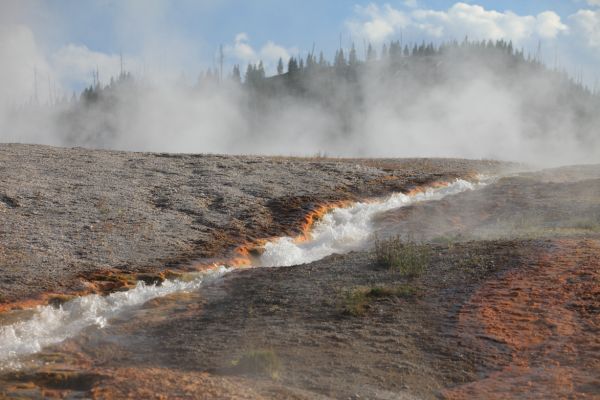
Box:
left=374, top=235, right=430, bottom=278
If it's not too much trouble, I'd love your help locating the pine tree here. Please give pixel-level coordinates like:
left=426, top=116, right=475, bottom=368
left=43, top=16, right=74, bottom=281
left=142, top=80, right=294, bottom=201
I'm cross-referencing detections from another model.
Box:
left=277, top=58, right=284, bottom=75
left=288, top=57, right=299, bottom=75
left=334, top=49, right=346, bottom=68
left=426, top=43, right=435, bottom=56
left=381, top=43, right=388, bottom=59
left=306, top=53, right=316, bottom=70
left=367, top=43, right=376, bottom=62
left=318, top=51, right=326, bottom=67
left=232, top=64, right=241, bottom=83
left=349, top=43, right=358, bottom=66
left=389, top=40, right=401, bottom=60
left=257, top=61, right=265, bottom=79
left=245, top=64, right=254, bottom=85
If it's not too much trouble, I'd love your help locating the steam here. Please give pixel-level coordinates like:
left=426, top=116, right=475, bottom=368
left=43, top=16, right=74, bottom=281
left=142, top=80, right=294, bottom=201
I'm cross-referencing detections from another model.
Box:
left=1, top=2, right=600, bottom=166
left=0, top=266, right=230, bottom=369
left=260, top=179, right=479, bottom=267
left=0, top=178, right=483, bottom=366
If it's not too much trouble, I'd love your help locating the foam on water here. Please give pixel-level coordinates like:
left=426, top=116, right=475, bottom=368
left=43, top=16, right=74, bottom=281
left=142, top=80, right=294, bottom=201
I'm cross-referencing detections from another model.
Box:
left=259, top=179, right=480, bottom=267
left=0, top=266, right=230, bottom=368
left=0, top=177, right=487, bottom=368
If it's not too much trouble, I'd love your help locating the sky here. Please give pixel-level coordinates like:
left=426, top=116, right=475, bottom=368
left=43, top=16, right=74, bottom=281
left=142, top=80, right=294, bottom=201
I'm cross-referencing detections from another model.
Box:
left=1, top=0, right=599, bottom=102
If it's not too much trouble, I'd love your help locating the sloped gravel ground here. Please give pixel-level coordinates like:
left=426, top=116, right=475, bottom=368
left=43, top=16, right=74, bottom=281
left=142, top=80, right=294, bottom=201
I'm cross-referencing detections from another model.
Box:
left=1, top=163, right=598, bottom=399
left=70, top=167, right=599, bottom=399
left=0, top=144, right=505, bottom=306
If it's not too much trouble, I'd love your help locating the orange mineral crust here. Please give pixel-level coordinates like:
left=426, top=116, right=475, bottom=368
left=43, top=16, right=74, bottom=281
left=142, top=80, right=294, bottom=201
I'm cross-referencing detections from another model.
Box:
left=444, top=239, right=600, bottom=399
left=0, top=179, right=468, bottom=315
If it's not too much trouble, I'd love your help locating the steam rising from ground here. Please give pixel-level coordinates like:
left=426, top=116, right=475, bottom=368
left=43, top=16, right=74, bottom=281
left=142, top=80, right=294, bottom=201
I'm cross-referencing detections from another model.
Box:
left=2, top=54, right=599, bottom=168
left=261, top=179, right=479, bottom=266
left=0, top=179, right=481, bottom=366
left=0, top=266, right=230, bottom=369
left=1, top=2, right=600, bottom=166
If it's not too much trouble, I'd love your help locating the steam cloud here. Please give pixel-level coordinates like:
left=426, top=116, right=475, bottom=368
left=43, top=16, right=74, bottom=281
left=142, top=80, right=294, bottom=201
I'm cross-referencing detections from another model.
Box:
left=1, top=1, right=599, bottom=167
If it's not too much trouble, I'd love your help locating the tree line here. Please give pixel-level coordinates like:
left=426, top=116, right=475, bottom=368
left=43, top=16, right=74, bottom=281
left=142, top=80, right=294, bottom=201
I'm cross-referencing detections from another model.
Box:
left=68, top=37, right=596, bottom=106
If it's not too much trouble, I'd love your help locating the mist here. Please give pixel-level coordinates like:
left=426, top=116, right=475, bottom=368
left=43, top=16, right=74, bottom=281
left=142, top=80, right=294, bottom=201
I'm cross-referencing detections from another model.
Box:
left=1, top=11, right=599, bottom=166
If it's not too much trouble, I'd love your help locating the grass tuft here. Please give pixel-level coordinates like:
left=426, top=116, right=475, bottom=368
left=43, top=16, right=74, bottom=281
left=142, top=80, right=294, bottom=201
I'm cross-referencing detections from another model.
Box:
left=340, top=284, right=419, bottom=316
left=374, top=235, right=431, bottom=278
left=341, top=287, right=371, bottom=316
left=231, top=349, right=281, bottom=379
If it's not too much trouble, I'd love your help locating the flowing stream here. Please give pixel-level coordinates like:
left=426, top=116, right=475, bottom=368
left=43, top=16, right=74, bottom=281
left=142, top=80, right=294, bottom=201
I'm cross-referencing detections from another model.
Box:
left=0, top=178, right=487, bottom=369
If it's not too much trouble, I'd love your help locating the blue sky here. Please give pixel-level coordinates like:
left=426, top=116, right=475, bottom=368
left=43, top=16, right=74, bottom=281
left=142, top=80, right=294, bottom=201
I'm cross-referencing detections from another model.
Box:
left=18, top=1, right=591, bottom=55
left=1, top=0, right=599, bottom=98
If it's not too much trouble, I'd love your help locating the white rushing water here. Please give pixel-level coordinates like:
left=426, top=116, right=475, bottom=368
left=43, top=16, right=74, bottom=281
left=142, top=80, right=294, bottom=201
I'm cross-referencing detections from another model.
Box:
left=259, top=179, right=481, bottom=267
left=0, top=178, right=486, bottom=367
left=0, top=266, right=230, bottom=368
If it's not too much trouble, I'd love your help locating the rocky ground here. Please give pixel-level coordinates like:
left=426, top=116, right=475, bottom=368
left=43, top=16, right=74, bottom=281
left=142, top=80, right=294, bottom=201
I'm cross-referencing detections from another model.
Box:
left=374, top=164, right=600, bottom=242
left=1, top=158, right=598, bottom=399
left=0, top=144, right=504, bottom=308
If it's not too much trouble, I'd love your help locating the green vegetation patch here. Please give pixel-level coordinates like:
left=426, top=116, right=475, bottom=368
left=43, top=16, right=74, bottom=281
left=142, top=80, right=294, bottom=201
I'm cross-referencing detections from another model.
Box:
left=374, top=236, right=431, bottom=278
left=231, top=349, right=281, bottom=379
left=340, top=284, right=419, bottom=316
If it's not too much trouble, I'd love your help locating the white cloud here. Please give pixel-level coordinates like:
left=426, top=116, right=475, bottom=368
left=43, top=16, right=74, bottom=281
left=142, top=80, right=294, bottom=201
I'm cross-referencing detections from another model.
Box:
left=260, top=41, right=292, bottom=63
left=348, top=2, right=568, bottom=44
left=569, top=9, right=600, bottom=47
left=0, top=24, right=54, bottom=105
left=227, top=32, right=257, bottom=62
left=0, top=23, right=298, bottom=109
left=224, top=33, right=297, bottom=74
left=348, top=4, right=409, bottom=43
left=347, top=2, right=600, bottom=86
left=51, top=44, right=141, bottom=89
left=535, top=11, right=568, bottom=38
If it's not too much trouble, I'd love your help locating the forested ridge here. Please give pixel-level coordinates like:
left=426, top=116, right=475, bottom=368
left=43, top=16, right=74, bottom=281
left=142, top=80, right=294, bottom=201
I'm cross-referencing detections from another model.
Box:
left=8, top=38, right=600, bottom=157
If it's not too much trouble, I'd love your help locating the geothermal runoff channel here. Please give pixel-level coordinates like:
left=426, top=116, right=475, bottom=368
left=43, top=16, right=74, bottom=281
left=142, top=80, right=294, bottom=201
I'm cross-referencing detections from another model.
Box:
left=0, top=178, right=486, bottom=369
